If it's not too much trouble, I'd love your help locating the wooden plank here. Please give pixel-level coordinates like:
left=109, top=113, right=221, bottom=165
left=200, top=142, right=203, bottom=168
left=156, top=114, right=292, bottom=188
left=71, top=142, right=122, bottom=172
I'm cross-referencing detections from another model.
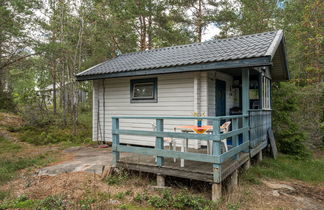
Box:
left=117, top=162, right=214, bottom=182
left=219, top=127, right=249, bottom=139
left=220, top=142, right=249, bottom=162
left=267, top=128, right=278, bottom=159
left=156, top=119, right=164, bottom=166
left=115, top=145, right=221, bottom=163
left=242, top=69, right=249, bottom=153
left=114, top=129, right=220, bottom=141
left=213, top=120, right=222, bottom=182
left=221, top=153, right=249, bottom=181
left=250, top=140, right=268, bottom=157
left=112, top=118, right=120, bottom=166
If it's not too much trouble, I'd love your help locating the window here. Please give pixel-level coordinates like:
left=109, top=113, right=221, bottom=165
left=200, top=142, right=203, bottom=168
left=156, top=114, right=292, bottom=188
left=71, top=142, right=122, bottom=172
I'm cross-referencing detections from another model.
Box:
left=130, top=78, right=157, bottom=103
left=262, top=77, right=271, bottom=109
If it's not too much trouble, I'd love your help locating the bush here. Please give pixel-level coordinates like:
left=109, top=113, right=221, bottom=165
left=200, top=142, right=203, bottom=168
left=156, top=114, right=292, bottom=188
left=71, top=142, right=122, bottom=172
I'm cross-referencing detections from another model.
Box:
left=20, top=105, right=53, bottom=127
left=0, top=91, right=16, bottom=112
left=138, top=189, right=213, bottom=209
left=19, top=125, right=92, bottom=145
left=272, top=82, right=309, bottom=158
left=105, top=170, right=129, bottom=185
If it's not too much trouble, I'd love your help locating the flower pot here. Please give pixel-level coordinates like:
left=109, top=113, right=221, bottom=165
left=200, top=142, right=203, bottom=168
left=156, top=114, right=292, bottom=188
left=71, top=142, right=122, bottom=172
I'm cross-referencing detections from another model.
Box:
left=197, top=120, right=202, bottom=127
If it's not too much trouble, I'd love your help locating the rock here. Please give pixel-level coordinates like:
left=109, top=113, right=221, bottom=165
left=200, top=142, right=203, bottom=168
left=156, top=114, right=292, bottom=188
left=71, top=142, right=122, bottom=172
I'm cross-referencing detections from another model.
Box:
left=272, top=190, right=280, bottom=197
left=262, top=180, right=295, bottom=191
left=108, top=199, right=121, bottom=205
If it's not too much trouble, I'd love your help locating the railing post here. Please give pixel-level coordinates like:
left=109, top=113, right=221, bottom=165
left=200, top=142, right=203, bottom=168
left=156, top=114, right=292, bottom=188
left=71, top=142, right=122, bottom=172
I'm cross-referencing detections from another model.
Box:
left=242, top=69, right=250, bottom=152
left=212, top=119, right=222, bottom=201
left=232, top=118, right=239, bottom=160
left=112, top=117, right=120, bottom=167
left=212, top=119, right=221, bottom=182
left=156, top=119, right=164, bottom=167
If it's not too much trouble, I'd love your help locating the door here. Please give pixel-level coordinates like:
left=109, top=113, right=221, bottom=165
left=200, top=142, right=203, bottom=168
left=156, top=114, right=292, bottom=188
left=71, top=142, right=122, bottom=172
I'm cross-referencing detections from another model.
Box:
left=215, top=79, right=226, bottom=116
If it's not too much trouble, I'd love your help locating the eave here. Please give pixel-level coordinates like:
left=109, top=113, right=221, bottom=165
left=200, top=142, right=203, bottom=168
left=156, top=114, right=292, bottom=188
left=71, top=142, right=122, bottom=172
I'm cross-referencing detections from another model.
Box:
left=76, top=56, right=272, bottom=81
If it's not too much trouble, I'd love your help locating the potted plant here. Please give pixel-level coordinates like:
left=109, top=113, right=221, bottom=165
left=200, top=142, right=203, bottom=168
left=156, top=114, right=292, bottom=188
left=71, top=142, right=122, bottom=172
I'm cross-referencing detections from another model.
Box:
left=193, top=112, right=205, bottom=127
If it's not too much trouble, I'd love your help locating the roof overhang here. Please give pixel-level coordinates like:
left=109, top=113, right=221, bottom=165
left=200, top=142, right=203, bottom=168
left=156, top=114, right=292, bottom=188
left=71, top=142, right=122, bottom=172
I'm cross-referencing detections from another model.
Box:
left=76, top=56, right=272, bottom=81
left=265, top=30, right=289, bottom=81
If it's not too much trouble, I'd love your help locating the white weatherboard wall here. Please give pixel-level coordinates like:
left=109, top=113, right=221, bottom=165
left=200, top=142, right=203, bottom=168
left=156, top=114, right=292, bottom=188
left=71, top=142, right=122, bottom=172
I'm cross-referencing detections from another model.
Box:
left=92, top=72, right=208, bottom=147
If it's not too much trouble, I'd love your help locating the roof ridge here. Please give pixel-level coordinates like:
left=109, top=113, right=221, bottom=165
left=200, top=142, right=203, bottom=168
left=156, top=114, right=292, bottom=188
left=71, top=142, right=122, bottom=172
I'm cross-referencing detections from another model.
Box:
left=118, top=30, right=278, bottom=57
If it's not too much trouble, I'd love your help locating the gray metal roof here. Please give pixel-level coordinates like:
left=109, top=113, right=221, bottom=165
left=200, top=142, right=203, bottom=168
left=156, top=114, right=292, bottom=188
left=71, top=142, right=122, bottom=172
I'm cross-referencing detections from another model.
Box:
left=77, top=30, right=288, bottom=81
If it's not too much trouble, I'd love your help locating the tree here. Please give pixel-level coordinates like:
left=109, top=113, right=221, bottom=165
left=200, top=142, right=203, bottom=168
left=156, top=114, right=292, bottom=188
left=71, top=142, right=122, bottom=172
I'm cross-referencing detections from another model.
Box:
left=0, top=0, right=40, bottom=101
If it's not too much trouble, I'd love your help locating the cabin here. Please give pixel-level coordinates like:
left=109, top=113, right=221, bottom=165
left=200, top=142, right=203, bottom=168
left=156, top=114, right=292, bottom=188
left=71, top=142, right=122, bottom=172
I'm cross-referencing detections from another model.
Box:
left=36, top=82, right=88, bottom=105
left=76, top=30, right=289, bottom=200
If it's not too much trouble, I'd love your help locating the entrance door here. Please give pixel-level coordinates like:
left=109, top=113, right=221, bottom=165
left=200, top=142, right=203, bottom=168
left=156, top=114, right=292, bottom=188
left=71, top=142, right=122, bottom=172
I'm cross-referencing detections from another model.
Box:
left=215, top=79, right=226, bottom=116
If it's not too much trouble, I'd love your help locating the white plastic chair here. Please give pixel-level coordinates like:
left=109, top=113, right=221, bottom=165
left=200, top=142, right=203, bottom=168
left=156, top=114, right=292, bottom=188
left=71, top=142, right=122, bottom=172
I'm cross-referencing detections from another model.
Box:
left=220, top=121, right=231, bottom=152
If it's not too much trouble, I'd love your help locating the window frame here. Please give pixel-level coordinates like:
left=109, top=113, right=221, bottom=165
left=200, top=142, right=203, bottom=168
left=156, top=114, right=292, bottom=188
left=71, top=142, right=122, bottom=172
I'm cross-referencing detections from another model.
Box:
left=130, top=78, right=158, bottom=103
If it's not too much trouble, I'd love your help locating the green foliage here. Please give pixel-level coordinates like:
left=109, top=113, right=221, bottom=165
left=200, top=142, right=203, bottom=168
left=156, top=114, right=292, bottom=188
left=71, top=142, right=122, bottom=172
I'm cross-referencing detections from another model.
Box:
left=0, top=136, right=55, bottom=185
left=0, top=190, right=10, bottom=201
left=37, top=195, right=66, bottom=209
left=0, top=195, right=66, bottom=209
left=137, top=189, right=214, bottom=209
left=19, top=124, right=91, bottom=145
left=227, top=202, right=240, bottom=210
left=272, top=82, right=309, bottom=157
left=242, top=154, right=324, bottom=184
left=114, top=190, right=132, bottom=200
left=105, top=170, right=129, bottom=185
left=0, top=91, right=16, bottom=112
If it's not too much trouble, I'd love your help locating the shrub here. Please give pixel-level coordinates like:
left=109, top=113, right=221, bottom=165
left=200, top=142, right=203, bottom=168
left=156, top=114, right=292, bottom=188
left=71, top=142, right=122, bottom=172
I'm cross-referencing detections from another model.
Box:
left=0, top=91, right=16, bottom=112
left=272, top=82, right=309, bottom=158
left=105, top=170, right=129, bottom=185
left=148, top=195, right=169, bottom=208
left=36, top=195, right=66, bottom=210
left=19, top=125, right=92, bottom=145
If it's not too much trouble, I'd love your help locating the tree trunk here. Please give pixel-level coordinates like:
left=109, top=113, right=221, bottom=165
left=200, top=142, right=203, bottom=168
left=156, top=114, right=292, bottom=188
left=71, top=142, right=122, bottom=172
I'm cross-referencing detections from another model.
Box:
left=52, top=61, right=57, bottom=114
left=195, top=0, right=203, bottom=43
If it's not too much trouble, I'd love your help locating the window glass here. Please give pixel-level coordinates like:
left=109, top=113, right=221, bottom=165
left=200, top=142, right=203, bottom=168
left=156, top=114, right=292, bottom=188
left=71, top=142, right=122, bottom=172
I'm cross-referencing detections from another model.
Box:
left=133, top=83, right=154, bottom=98
left=130, top=78, right=157, bottom=103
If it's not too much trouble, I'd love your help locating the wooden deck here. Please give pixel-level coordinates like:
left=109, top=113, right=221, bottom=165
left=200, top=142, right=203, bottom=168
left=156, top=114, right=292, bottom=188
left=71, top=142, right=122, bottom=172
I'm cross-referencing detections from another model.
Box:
left=117, top=147, right=250, bottom=183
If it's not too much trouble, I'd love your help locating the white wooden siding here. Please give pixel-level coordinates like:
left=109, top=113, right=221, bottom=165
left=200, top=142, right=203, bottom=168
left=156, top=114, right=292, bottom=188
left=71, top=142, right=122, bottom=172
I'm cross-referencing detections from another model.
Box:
left=93, top=72, right=205, bottom=147
left=92, top=71, right=236, bottom=147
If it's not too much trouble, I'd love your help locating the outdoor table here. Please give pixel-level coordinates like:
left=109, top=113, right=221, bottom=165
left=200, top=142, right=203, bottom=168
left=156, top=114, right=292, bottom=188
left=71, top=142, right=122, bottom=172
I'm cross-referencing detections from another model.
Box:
left=174, top=125, right=213, bottom=167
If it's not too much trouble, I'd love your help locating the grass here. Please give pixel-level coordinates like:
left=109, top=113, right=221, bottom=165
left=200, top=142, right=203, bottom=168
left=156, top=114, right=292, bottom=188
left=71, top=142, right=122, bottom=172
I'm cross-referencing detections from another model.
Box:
left=243, top=154, right=324, bottom=184
left=0, top=136, right=58, bottom=185
left=0, top=195, right=67, bottom=209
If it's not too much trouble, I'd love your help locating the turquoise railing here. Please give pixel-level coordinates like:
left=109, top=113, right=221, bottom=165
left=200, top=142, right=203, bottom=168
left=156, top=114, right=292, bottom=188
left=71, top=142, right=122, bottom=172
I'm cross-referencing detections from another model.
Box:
left=112, top=115, right=249, bottom=182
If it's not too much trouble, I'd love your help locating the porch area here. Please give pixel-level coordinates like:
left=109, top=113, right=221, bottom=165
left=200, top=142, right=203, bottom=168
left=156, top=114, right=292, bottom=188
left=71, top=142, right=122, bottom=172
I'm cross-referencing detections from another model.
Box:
left=110, top=69, right=272, bottom=200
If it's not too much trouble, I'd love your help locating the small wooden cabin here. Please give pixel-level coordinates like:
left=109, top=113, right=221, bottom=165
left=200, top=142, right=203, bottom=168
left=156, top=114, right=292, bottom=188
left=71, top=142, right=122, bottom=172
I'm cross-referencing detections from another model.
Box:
left=76, top=30, right=289, bottom=200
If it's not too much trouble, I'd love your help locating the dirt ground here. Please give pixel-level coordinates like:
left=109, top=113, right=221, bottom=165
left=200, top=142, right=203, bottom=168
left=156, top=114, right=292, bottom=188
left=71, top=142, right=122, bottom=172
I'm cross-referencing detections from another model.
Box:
left=1, top=168, right=323, bottom=209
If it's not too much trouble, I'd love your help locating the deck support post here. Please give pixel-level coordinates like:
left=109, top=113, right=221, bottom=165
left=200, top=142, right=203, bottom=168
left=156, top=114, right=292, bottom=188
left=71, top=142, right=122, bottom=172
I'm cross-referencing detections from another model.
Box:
left=212, top=183, right=222, bottom=201
left=112, top=118, right=120, bottom=167
left=256, top=150, right=263, bottom=163
left=243, top=159, right=251, bottom=170
left=242, top=69, right=250, bottom=153
left=156, top=174, right=165, bottom=187
left=228, top=169, right=238, bottom=193
left=156, top=119, right=164, bottom=167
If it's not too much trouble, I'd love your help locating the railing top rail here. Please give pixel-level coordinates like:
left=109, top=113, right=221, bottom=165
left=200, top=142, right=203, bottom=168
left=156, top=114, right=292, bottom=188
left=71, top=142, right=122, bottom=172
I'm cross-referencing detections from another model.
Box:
left=112, top=114, right=248, bottom=120
left=249, top=109, right=272, bottom=112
